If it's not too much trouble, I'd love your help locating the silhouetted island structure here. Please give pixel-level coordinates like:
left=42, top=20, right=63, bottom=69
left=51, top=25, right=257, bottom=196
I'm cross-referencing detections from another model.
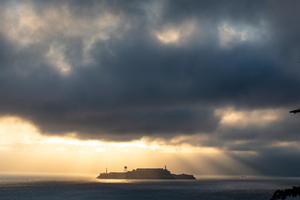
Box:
left=97, top=166, right=196, bottom=180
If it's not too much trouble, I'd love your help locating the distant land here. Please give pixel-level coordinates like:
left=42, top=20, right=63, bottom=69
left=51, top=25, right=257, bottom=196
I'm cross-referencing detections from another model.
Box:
left=97, top=167, right=196, bottom=180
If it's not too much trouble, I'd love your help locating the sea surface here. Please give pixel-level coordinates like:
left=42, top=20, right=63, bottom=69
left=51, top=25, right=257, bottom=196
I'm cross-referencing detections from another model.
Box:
left=0, top=174, right=299, bottom=200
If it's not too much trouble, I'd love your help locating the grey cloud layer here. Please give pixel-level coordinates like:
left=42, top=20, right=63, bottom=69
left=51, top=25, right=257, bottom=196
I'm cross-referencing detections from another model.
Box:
left=0, top=0, right=300, bottom=148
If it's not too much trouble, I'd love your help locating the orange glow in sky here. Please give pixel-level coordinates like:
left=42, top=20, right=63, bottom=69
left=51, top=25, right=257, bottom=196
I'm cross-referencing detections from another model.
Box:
left=0, top=115, right=257, bottom=177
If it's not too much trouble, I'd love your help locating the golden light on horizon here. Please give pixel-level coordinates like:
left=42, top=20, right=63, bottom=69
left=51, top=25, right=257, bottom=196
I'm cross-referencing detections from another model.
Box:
left=0, top=115, right=257, bottom=176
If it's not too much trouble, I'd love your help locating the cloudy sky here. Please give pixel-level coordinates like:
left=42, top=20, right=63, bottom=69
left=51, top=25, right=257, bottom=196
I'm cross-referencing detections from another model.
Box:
left=1, top=0, right=300, bottom=176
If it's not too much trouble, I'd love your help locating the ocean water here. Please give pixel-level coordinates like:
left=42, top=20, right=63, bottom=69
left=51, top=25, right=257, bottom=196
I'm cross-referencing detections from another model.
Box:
left=0, top=175, right=299, bottom=200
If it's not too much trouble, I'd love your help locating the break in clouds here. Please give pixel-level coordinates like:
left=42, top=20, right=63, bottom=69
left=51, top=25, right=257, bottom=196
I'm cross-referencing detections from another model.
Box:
left=1, top=0, right=300, bottom=157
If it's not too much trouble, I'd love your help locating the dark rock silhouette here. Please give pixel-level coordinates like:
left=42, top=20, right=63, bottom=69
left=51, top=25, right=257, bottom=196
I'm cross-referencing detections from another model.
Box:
left=270, top=186, right=300, bottom=200
left=289, top=109, right=300, bottom=114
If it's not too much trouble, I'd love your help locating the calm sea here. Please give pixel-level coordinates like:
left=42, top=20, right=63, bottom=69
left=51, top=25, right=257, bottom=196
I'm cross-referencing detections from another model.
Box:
left=0, top=174, right=299, bottom=200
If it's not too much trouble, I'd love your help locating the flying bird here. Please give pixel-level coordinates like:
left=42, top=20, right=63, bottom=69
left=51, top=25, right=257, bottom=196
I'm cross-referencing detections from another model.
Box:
left=289, top=109, right=300, bottom=114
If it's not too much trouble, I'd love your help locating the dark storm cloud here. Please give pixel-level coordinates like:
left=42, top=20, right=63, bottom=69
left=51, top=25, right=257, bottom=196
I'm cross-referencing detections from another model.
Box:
left=0, top=0, right=300, bottom=148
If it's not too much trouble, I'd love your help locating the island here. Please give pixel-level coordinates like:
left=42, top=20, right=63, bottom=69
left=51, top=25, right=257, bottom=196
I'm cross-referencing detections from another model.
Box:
left=97, top=166, right=196, bottom=180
